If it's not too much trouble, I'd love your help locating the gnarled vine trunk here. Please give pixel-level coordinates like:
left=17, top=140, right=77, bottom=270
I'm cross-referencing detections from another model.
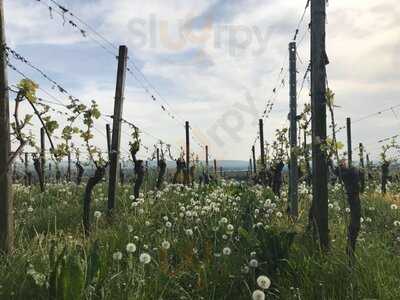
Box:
left=381, top=162, right=389, bottom=194
left=131, top=149, right=145, bottom=199
left=83, top=166, right=106, bottom=236
left=33, top=157, right=44, bottom=192
left=76, top=162, right=84, bottom=185
left=156, top=159, right=167, bottom=189
left=339, top=166, right=361, bottom=265
left=173, top=159, right=185, bottom=184
left=272, top=161, right=284, bottom=197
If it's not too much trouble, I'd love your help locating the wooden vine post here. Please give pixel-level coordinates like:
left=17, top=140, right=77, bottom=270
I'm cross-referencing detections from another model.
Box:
left=40, top=127, right=46, bottom=191
left=156, top=148, right=160, bottom=168
left=0, top=0, right=14, bottom=253
left=106, top=123, right=111, bottom=160
left=252, top=145, right=257, bottom=174
left=107, top=45, right=128, bottom=215
left=185, top=121, right=190, bottom=185
left=346, top=117, right=352, bottom=167
left=311, top=0, right=329, bottom=250
left=67, top=152, right=71, bottom=182
left=289, top=41, right=298, bottom=217
left=249, top=158, right=253, bottom=175
left=259, top=119, right=266, bottom=185
left=205, top=145, right=209, bottom=174
left=359, top=142, right=365, bottom=192
left=24, top=152, right=29, bottom=186
left=213, top=159, right=217, bottom=176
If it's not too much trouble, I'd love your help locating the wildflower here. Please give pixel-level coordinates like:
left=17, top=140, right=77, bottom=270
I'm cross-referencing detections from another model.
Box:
left=161, top=240, right=171, bottom=250
left=257, top=275, right=271, bottom=289
left=391, top=204, right=398, bottom=210
left=165, top=221, right=172, bottom=228
left=394, top=220, right=400, bottom=227
left=252, top=290, right=265, bottom=300
left=139, top=253, right=151, bottom=264
left=127, top=225, right=133, bottom=233
left=185, top=229, right=193, bottom=236
left=249, top=259, right=259, bottom=268
left=126, top=243, right=137, bottom=253
left=220, top=217, right=228, bottom=224
left=113, top=251, right=123, bottom=261
left=241, top=265, right=250, bottom=274
left=345, top=208, right=351, bottom=213
left=222, top=247, right=232, bottom=256
left=328, top=203, right=334, bottom=209
left=276, top=212, right=283, bottom=218
left=27, top=206, right=34, bottom=213
left=94, top=211, right=102, bottom=219
left=129, top=195, right=135, bottom=200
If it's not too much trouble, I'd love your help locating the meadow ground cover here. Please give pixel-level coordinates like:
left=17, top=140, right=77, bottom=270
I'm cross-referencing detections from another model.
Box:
left=0, top=179, right=399, bottom=299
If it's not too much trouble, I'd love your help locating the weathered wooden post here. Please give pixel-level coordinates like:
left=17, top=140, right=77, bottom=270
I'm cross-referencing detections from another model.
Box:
left=106, top=124, right=111, bottom=161
left=311, top=0, right=329, bottom=250
left=0, top=0, right=13, bottom=253
left=289, top=41, right=299, bottom=217
left=185, top=121, right=190, bottom=185
left=346, top=117, right=352, bottom=167
left=366, top=153, right=371, bottom=183
left=359, top=142, right=365, bottom=192
left=252, top=145, right=257, bottom=174
left=67, top=152, right=71, bottom=182
left=156, top=148, right=160, bottom=168
left=107, top=45, right=128, bottom=215
left=213, top=159, right=217, bottom=176
left=24, top=152, right=29, bottom=186
left=205, top=145, right=209, bottom=174
left=249, top=158, right=253, bottom=175
left=259, top=119, right=266, bottom=185
left=40, top=127, right=46, bottom=191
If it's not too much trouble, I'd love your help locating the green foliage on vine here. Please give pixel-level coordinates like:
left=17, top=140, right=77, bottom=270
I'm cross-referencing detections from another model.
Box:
left=129, top=127, right=141, bottom=155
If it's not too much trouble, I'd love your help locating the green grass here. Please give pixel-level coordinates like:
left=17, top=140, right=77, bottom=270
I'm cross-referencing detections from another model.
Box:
left=0, top=179, right=399, bottom=299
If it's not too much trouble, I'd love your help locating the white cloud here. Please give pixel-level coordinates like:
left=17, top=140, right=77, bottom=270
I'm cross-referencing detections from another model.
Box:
left=5, top=0, right=400, bottom=161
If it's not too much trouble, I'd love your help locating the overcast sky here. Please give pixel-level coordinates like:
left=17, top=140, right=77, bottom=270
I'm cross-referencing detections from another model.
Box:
left=4, top=0, right=400, bottom=161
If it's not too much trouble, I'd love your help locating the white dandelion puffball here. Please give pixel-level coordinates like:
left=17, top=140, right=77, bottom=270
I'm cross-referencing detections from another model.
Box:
left=276, top=212, right=283, bottom=218
left=113, top=251, right=123, bottom=261
left=252, top=290, right=265, bottom=300
left=139, top=253, right=151, bottom=264
left=249, top=259, right=259, bottom=268
left=126, top=243, right=137, bottom=253
left=257, top=275, right=271, bottom=290
left=161, top=240, right=171, bottom=250
left=394, top=220, right=400, bottom=227
left=129, top=195, right=135, bottom=201
left=223, top=247, right=232, bottom=256
left=165, top=221, right=172, bottom=228
left=391, top=204, right=398, bottom=210
left=94, top=211, right=102, bottom=219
